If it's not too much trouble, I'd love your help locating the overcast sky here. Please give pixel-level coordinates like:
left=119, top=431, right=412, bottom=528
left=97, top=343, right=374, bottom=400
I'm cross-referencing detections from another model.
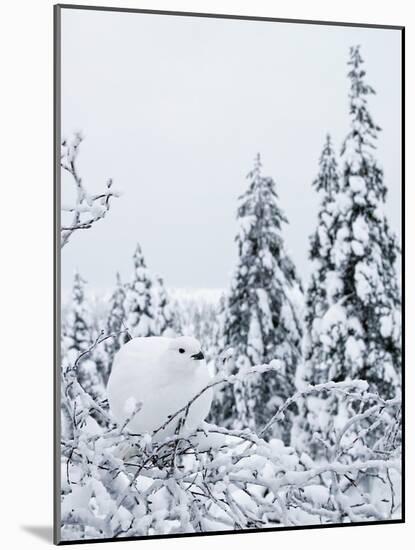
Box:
left=60, top=8, right=402, bottom=294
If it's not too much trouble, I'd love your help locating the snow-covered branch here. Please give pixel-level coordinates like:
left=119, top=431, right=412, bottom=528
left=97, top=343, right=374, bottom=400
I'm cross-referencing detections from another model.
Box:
left=60, top=133, right=121, bottom=248
left=60, top=346, right=402, bottom=541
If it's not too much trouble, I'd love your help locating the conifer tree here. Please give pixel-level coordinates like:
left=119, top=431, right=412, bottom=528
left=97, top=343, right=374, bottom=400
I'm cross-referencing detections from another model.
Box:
left=302, top=134, right=341, bottom=385
left=153, top=275, right=177, bottom=336
left=60, top=319, right=75, bottom=440
left=207, top=293, right=229, bottom=426
left=124, top=243, right=157, bottom=338
left=65, top=271, right=101, bottom=395
left=314, top=46, right=401, bottom=399
left=297, top=48, right=402, bottom=458
left=103, top=272, right=127, bottom=383
left=66, top=271, right=91, bottom=355
left=221, top=154, right=303, bottom=440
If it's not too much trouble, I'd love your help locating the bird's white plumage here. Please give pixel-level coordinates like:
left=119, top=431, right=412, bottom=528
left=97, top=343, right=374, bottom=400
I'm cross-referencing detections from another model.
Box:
left=107, top=336, right=213, bottom=440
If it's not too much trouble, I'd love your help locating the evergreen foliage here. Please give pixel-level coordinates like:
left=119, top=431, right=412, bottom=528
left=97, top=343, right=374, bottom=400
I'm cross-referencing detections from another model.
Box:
left=65, top=271, right=102, bottom=396
left=153, top=274, right=177, bottom=336
left=103, top=272, right=127, bottom=383
left=124, top=243, right=157, bottom=338
left=298, top=46, right=402, bottom=458
left=316, top=46, right=401, bottom=399
left=303, top=134, right=341, bottom=385
left=221, top=154, right=303, bottom=440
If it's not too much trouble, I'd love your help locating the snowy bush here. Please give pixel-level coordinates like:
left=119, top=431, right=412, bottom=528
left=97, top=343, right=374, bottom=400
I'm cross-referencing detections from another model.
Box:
left=60, top=337, right=401, bottom=541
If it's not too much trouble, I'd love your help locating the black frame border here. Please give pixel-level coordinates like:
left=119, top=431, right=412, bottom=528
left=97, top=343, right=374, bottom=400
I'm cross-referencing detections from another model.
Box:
left=53, top=4, right=405, bottom=545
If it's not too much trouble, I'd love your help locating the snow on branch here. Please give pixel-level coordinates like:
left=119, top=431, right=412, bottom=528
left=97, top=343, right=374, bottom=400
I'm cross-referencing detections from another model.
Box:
left=60, top=133, right=121, bottom=248
left=60, top=344, right=402, bottom=541
left=258, top=379, right=385, bottom=438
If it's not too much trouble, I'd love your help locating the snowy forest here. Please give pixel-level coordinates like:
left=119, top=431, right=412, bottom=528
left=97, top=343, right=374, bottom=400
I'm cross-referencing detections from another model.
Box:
left=59, top=46, right=402, bottom=541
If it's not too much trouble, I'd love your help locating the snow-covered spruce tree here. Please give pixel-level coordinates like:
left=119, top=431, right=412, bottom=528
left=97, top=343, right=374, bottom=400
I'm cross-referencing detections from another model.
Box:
left=208, top=292, right=234, bottom=427
left=314, top=46, right=401, bottom=400
left=197, top=301, right=220, bottom=363
left=221, top=154, right=303, bottom=441
left=103, top=272, right=128, bottom=383
left=124, top=243, right=157, bottom=338
left=60, top=317, right=75, bottom=440
left=214, top=292, right=227, bottom=356
left=296, top=48, right=402, bottom=458
left=65, top=271, right=101, bottom=396
left=66, top=271, right=91, bottom=355
left=152, top=274, right=177, bottom=336
left=302, top=134, right=341, bottom=385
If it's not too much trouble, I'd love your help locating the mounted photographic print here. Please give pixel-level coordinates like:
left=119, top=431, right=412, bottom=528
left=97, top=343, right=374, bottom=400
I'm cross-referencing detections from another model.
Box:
left=54, top=4, right=404, bottom=545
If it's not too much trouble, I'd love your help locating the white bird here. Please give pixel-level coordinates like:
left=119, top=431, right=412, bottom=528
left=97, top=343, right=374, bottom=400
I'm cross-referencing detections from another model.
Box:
left=107, top=336, right=213, bottom=441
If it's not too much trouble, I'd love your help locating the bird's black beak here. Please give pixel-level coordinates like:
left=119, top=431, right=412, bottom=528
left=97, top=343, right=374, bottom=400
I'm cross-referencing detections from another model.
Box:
left=191, top=351, right=205, bottom=360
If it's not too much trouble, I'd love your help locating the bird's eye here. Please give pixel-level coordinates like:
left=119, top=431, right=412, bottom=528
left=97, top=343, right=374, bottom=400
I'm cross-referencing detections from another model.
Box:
left=179, top=348, right=185, bottom=354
